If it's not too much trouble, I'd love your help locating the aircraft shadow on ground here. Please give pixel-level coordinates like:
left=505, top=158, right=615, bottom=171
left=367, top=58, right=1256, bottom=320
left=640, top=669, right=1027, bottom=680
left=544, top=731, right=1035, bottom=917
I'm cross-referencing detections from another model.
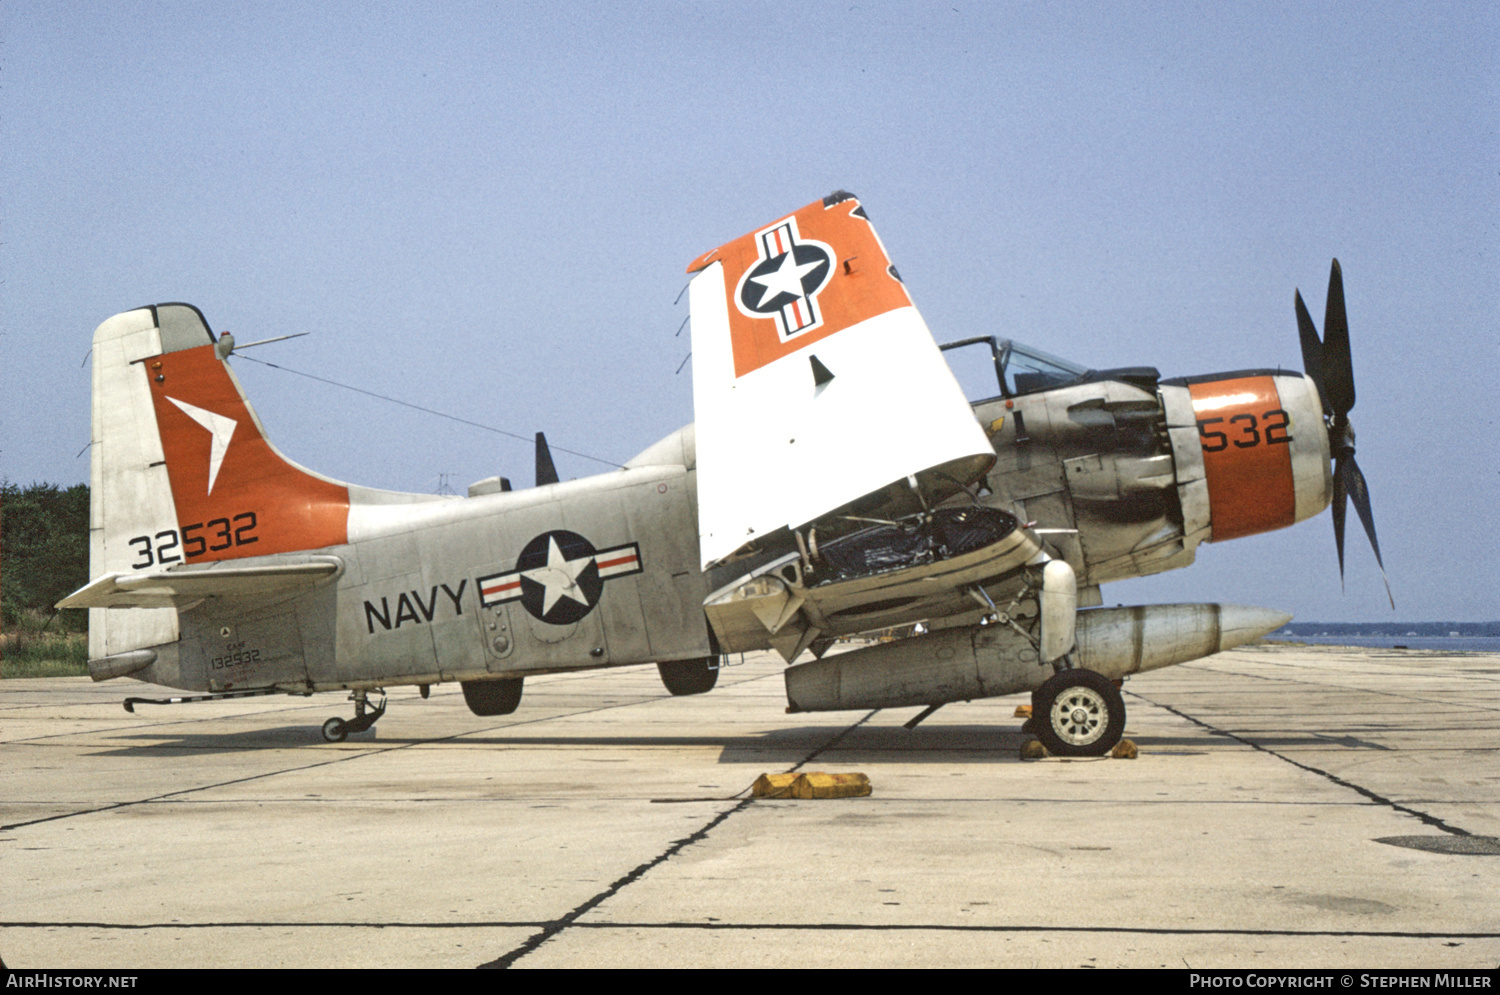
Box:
left=80, top=721, right=1073, bottom=764
left=86, top=722, right=1369, bottom=762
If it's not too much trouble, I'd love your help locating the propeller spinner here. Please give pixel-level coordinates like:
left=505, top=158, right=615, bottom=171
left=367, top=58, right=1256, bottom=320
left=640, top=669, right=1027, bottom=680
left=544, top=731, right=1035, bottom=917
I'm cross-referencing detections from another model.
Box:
left=1294, top=260, right=1393, bottom=608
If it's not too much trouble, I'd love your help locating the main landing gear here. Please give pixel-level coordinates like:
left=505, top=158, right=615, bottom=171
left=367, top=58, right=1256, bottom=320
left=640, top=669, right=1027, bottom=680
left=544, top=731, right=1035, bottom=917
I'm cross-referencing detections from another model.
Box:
left=657, top=656, right=720, bottom=696
left=322, top=689, right=386, bottom=743
left=1026, top=558, right=1125, bottom=757
left=461, top=677, right=524, bottom=716
left=1031, top=669, right=1125, bottom=758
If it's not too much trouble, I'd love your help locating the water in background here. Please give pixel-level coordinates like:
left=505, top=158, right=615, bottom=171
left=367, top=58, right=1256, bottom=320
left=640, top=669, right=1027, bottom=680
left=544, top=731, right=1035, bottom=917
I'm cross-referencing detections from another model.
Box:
left=1264, top=635, right=1500, bottom=653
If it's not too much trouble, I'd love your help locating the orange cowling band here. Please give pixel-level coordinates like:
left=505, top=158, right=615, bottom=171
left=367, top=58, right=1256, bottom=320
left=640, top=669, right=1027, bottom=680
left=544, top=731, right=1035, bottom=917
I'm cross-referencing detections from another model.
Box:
left=1188, top=375, right=1296, bottom=542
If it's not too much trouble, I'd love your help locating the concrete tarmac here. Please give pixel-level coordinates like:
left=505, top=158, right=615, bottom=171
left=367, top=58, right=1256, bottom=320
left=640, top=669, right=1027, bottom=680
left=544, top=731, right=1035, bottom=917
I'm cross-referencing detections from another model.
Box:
left=2, top=643, right=1497, bottom=969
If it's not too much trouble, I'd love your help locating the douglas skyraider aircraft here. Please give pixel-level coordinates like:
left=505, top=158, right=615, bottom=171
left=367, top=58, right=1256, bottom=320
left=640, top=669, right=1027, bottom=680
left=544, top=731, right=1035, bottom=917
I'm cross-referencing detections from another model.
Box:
left=61, top=192, right=1387, bottom=755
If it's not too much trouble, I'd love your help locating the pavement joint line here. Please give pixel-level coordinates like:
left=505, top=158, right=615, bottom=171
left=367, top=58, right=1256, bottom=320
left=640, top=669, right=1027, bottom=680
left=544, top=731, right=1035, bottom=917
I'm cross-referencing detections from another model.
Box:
left=0, top=675, right=772, bottom=746
left=0, top=795, right=1411, bottom=812
left=1, top=700, right=768, bottom=746
left=0, top=693, right=741, bottom=833
left=478, top=709, right=881, bottom=970
left=0, top=705, right=338, bottom=745
left=793, top=707, right=880, bottom=768
left=4, top=920, right=1499, bottom=940
left=7, top=652, right=1498, bottom=967
left=0, top=685, right=497, bottom=743
left=1127, top=689, right=1478, bottom=838
left=1175, top=661, right=1500, bottom=712
left=0, top=755, right=361, bottom=832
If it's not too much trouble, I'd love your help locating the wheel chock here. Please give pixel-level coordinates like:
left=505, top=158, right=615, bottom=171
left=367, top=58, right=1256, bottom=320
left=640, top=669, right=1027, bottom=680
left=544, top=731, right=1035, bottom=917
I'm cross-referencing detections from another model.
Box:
left=751, top=772, right=871, bottom=799
left=1020, top=738, right=1135, bottom=761
left=752, top=773, right=799, bottom=797
left=791, top=772, right=871, bottom=799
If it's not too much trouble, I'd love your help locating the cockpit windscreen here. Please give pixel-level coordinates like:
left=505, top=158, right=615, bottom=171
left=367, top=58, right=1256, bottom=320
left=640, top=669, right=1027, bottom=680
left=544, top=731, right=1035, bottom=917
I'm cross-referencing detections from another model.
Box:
left=939, top=337, right=1089, bottom=401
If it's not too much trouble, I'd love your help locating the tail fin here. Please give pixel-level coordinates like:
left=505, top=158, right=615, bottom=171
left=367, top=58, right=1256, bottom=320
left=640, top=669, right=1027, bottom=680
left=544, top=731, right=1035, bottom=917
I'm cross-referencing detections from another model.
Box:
left=84, top=304, right=351, bottom=658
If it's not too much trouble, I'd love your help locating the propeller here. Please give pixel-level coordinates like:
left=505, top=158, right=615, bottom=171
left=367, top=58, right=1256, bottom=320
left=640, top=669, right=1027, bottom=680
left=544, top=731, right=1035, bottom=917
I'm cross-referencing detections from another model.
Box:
left=1294, top=260, right=1393, bottom=608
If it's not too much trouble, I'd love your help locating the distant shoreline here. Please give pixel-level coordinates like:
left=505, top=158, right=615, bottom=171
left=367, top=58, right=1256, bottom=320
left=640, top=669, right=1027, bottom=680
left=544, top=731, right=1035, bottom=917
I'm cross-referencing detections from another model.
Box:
left=1274, top=622, right=1498, bottom=637
left=1263, top=634, right=1500, bottom=653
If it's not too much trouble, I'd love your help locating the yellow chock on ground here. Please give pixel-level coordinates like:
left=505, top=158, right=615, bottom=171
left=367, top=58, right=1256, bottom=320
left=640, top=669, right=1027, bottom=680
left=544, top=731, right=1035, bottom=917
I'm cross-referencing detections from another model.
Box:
left=1111, top=739, right=1139, bottom=759
left=791, top=772, right=871, bottom=799
left=1014, top=704, right=1033, bottom=718
left=1019, top=739, right=1047, bottom=760
left=751, top=773, right=799, bottom=797
left=751, top=772, right=871, bottom=799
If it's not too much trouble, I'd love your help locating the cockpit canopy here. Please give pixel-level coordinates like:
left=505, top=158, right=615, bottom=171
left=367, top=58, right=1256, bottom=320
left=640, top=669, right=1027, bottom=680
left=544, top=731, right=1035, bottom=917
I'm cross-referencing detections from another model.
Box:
left=940, top=336, right=1090, bottom=401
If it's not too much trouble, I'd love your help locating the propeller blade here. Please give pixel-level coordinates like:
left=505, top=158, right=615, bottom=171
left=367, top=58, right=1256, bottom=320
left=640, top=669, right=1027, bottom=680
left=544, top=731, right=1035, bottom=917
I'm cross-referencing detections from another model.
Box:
left=1322, top=259, right=1355, bottom=415
left=1332, top=452, right=1349, bottom=592
left=1294, top=289, right=1328, bottom=413
left=1295, top=260, right=1390, bottom=607
left=1340, top=454, right=1395, bottom=609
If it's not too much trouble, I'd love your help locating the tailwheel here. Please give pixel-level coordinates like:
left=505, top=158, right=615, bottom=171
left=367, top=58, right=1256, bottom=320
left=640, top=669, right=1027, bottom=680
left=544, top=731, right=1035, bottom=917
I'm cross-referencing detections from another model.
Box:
left=345, top=689, right=386, bottom=734
left=322, top=689, right=386, bottom=742
left=1032, top=669, right=1125, bottom=758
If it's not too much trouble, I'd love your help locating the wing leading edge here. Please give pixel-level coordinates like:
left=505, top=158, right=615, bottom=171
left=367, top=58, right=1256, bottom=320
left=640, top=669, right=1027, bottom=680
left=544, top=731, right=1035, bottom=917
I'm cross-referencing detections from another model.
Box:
left=689, top=193, right=995, bottom=568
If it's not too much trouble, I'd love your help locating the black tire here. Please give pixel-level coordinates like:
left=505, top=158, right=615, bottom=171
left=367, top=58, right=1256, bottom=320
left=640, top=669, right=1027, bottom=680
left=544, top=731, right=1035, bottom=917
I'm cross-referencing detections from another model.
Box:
left=1032, top=669, right=1125, bottom=758
left=321, top=717, right=348, bottom=743
left=657, top=657, right=719, bottom=696
left=462, top=677, right=524, bottom=716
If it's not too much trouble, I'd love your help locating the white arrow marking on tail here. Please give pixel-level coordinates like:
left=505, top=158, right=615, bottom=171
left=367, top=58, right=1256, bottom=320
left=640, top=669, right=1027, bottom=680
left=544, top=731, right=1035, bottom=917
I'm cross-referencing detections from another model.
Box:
left=166, top=396, right=238, bottom=495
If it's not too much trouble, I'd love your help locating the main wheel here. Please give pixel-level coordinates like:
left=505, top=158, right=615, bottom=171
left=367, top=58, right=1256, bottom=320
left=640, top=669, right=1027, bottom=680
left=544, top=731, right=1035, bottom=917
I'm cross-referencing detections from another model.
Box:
left=461, top=677, right=524, bottom=716
left=322, top=717, right=348, bottom=743
left=657, top=657, right=719, bottom=696
left=1032, top=670, right=1125, bottom=758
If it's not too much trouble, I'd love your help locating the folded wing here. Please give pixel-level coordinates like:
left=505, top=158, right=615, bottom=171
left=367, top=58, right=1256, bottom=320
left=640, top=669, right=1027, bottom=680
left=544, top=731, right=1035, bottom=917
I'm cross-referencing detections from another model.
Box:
left=688, top=192, right=994, bottom=568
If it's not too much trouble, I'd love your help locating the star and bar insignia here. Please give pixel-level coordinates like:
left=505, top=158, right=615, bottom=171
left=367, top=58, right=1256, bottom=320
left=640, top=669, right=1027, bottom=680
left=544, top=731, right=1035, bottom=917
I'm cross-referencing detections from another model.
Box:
left=478, top=530, right=643, bottom=625
left=734, top=216, right=834, bottom=341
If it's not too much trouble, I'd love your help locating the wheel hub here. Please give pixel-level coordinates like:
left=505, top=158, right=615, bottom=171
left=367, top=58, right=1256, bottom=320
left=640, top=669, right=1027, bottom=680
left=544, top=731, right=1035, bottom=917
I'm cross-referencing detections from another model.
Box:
left=1051, top=689, right=1106, bottom=746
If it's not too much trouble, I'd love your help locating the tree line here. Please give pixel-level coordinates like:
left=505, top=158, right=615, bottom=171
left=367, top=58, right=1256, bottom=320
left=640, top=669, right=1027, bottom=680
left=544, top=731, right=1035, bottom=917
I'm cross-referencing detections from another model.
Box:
left=2, top=481, right=90, bottom=631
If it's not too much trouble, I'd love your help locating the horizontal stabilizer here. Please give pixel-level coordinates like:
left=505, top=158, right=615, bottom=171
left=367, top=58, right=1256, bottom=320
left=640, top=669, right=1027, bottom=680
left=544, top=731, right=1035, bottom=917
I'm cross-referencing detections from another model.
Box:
left=58, top=558, right=341, bottom=610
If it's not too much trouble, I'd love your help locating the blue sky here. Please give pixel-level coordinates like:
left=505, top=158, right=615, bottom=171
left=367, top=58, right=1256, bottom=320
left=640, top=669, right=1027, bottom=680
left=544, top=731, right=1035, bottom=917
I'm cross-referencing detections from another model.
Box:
left=3, top=1, right=1495, bottom=621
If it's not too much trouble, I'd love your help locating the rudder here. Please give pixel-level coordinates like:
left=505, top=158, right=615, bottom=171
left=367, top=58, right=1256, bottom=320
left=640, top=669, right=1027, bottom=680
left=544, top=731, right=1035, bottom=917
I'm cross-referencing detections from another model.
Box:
left=85, top=303, right=352, bottom=661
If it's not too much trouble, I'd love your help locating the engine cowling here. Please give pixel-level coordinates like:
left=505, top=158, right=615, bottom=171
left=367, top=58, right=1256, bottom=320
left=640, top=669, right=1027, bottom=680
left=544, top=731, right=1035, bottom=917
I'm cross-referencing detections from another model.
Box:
left=1161, top=371, right=1331, bottom=544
